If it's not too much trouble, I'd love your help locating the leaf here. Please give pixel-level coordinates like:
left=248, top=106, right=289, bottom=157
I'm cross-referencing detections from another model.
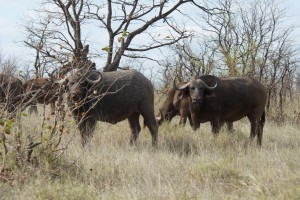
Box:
left=22, top=113, right=29, bottom=117
left=101, top=47, right=110, bottom=52
left=46, top=125, right=52, bottom=130
left=118, top=37, right=123, bottom=42
left=122, top=30, right=128, bottom=37
left=42, top=135, right=49, bottom=142
left=6, top=121, right=14, bottom=128
left=4, top=127, right=11, bottom=134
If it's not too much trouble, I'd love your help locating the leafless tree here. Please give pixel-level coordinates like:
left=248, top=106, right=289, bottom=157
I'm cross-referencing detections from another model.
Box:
left=161, top=0, right=300, bottom=120
left=23, top=0, right=217, bottom=73
left=0, top=52, right=19, bottom=76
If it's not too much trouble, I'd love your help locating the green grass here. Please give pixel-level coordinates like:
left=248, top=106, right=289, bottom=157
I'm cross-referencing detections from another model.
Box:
left=1, top=103, right=300, bottom=200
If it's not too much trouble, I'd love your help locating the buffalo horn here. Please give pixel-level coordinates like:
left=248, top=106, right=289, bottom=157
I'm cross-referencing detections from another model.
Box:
left=85, top=71, right=103, bottom=85
left=173, top=76, right=189, bottom=91
left=50, top=69, right=67, bottom=84
left=201, top=79, right=217, bottom=90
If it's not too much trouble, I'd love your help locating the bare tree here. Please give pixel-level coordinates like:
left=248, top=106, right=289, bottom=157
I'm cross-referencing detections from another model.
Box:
left=23, top=0, right=216, bottom=73
left=0, top=52, right=19, bottom=76
left=161, top=0, right=300, bottom=120
left=87, top=0, right=212, bottom=71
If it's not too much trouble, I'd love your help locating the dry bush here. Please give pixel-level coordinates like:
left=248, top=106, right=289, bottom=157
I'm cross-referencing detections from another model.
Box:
left=0, top=93, right=300, bottom=200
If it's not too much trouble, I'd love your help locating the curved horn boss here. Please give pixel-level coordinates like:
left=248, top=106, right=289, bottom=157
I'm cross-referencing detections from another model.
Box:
left=85, top=71, right=103, bottom=85
left=173, top=76, right=189, bottom=91
left=200, top=79, right=218, bottom=90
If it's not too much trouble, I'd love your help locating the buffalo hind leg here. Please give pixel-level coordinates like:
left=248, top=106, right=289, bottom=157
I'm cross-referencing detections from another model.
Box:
left=257, top=111, right=266, bottom=147
left=248, top=108, right=265, bottom=146
left=249, top=120, right=258, bottom=143
left=140, top=110, right=158, bottom=147
left=248, top=113, right=259, bottom=146
left=128, top=113, right=141, bottom=145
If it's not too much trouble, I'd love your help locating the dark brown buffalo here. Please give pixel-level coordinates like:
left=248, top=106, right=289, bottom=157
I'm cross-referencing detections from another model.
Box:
left=23, top=78, right=60, bottom=114
left=156, top=82, right=192, bottom=126
left=0, top=73, right=24, bottom=116
left=174, top=75, right=266, bottom=146
left=52, top=69, right=158, bottom=146
left=157, top=82, right=233, bottom=131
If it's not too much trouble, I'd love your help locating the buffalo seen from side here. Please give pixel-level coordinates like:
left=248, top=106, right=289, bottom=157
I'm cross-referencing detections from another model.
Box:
left=0, top=73, right=63, bottom=117
left=23, top=78, right=61, bottom=114
left=156, top=82, right=192, bottom=126
left=52, top=68, right=158, bottom=146
left=173, top=75, right=267, bottom=146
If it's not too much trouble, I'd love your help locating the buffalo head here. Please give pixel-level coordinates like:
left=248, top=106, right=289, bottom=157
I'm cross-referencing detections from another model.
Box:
left=68, top=70, right=102, bottom=103
left=51, top=68, right=102, bottom=103
left=173, top=76, right=217, bottom=105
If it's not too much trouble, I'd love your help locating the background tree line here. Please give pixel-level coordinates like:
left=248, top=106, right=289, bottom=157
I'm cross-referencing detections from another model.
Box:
left=1, top=0, right=299, bottom=121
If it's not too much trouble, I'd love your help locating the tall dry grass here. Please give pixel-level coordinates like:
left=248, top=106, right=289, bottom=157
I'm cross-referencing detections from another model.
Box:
left=0, top=95, right=300, bottom=200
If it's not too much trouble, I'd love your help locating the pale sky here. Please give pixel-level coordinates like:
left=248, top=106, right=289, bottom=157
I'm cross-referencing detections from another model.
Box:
left=0, top=0, right=300, bottom=65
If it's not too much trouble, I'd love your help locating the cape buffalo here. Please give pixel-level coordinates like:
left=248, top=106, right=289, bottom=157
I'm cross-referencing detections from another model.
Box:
left=0, top=73, right=24, bottom=117
left=156, top=82, right=192, bottom=126
left=157, top=82, right=233, bottom=130
left=174, top=75, right=266, bottom=146
left=23, top=78, right=60, bottom=114
left=52, top=69, right=158, bottom=146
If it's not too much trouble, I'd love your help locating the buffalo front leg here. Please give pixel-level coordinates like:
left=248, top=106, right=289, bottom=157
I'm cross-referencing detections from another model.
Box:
left=128, top=113, right=141, bottom=145
left=211, top=117, right=220, bottom=135
left=179, top=108, right=190, bottom=126
left=77, top=116, right=97, bottom=146
left=179, top=116, right=187, bottom=126
left=187, top=114, right=193, bottom=127
left=226, top=122, right=233, bottom=132
left=191, top=112, right=200, bottom=131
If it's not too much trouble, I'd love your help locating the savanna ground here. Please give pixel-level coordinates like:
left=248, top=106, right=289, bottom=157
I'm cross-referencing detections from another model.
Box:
left=0, top=93, right=300, bottom=200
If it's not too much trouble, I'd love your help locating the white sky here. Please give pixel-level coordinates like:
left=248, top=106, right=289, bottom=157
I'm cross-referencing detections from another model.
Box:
left=0, top=0, right=300, bottom=66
